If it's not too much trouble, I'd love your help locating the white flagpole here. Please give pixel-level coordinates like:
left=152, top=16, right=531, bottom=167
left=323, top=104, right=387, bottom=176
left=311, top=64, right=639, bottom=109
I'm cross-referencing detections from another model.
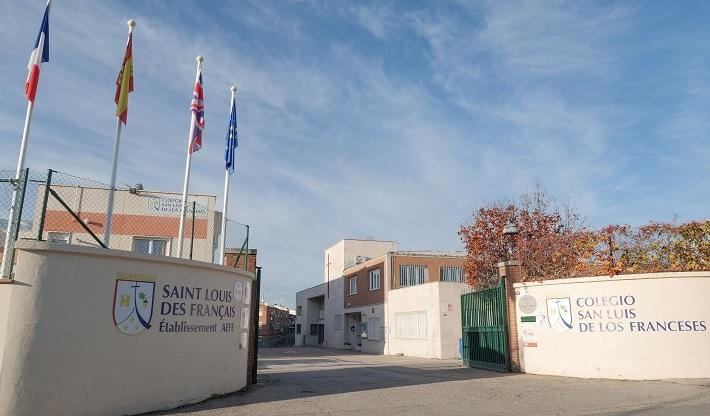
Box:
left=0, top=101, right=34, bottom=278
left=218, top=86, right=236, bottom=265
left=104, top=19, right=135, bottom=247
left=219, top=85, right=237, bottom=265
left=219, top=170, right=230, bottom=265
left=177, top=55, right=203, bottom=258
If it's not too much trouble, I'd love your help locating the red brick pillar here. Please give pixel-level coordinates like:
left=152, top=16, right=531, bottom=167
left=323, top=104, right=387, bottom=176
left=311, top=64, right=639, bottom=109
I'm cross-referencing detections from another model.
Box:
left=498, top=260, right=523, bottom=372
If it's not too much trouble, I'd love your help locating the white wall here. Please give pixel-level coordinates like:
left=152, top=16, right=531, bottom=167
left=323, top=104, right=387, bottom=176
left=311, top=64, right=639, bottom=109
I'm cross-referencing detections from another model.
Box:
left=294, top=283, right=326, bottom=346
left=343, top=303, right=386, bottom=354
left=437, top=283, right=467, bottom=359
left=322, top=239, right=396, bottom=349
left=0, top=241, right=254, bottom=416
left=514, top=272, right=710, bottom=380
left=385, top=282, right=467, bottom=359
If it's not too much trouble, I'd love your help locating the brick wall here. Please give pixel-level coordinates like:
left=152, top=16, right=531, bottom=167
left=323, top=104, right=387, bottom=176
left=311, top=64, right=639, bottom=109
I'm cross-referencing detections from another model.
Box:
left=498, top=260, right=523, bottom=372
left=224, top=249, right=257, bottom=273
left=258, top=303, right=291, bottom=337
left=391, top=255, right=465, bottom=290
left=343, top=260, right=385, bottom=308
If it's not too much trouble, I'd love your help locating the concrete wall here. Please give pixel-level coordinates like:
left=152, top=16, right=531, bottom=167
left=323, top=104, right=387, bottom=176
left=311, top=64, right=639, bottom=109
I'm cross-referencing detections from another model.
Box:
left=437, top=283, right=467, bottom=359
left=385, top=282, right=467, bottom=359
left=0, top=241, right=254, bottom=416
left=294, top=283, right=326, bottom=347
left=514, top=271, right=710, bottom=380
left=343, top=303, right=385, bottom=354
left=323, top=275, right=344, bottom=348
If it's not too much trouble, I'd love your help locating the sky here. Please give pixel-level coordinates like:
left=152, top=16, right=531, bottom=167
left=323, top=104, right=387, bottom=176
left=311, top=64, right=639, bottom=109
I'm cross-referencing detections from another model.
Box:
left=1, top=0, right=708, bottom=307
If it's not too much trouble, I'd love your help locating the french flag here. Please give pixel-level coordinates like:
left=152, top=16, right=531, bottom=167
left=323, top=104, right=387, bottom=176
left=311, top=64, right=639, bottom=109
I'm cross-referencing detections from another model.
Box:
left=25, top=1, right=50, bottom=103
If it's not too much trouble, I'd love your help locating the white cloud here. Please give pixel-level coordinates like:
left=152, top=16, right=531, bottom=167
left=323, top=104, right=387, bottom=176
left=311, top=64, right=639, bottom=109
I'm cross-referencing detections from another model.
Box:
left=1, top=1, right=708, bottom=307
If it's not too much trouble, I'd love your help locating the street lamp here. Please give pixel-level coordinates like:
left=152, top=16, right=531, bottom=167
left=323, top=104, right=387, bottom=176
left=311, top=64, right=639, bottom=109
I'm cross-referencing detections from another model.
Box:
left=503, top=222, right=518, bottom=236
left=502, top=221, right=519, bottom=261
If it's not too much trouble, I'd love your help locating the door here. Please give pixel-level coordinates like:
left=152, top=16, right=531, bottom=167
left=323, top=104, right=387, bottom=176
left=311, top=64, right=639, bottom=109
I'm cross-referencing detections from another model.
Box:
left=317, top=324, right=324, bottom=345
left=460, top=278, right=510, bottom=372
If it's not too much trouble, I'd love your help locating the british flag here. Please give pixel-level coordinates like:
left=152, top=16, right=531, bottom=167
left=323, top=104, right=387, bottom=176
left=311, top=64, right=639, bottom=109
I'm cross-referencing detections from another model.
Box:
left=189, top=71, right=204, bottom=154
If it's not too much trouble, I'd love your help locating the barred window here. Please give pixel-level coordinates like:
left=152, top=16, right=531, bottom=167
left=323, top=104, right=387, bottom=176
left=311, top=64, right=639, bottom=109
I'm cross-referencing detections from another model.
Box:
left=132, top=237, right=168, bottom=256
left=359, top=322, right=368, bottom=338
left=395, top=311, right=427, bottom=338
left=399, top=265, right=428, bottom=287
left=440, top=266, right=464, bottom=283
left=369, top=269, right=381, bottom=291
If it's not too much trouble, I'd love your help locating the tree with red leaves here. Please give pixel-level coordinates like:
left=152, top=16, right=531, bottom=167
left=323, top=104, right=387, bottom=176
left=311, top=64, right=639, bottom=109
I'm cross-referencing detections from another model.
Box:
left=459, top=189, right=709, bottom=288
left=459, top=188, right=589, bottom=288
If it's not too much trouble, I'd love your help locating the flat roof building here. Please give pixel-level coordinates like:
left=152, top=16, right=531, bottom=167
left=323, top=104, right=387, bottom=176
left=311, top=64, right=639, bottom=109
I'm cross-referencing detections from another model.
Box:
left=295, top=239, right=468, bottom=359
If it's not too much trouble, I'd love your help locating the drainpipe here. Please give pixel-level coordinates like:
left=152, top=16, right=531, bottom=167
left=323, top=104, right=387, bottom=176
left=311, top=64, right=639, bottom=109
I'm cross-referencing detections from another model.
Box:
left=251, top=266, right=261, bottom=384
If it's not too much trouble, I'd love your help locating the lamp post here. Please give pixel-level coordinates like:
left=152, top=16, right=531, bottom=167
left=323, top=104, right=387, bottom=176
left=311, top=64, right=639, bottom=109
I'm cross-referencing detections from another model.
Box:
left=502, top=221, right=519, bottom=261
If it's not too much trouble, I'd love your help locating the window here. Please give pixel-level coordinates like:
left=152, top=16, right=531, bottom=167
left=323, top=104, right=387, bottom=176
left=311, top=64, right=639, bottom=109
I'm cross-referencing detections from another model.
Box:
left=296, top=324, right=301, bottom=334
left=296, top=306, right=302, bottom=316
left=440, top=266, right=464, bottom=283
left=310, top=324, right=319, bottom=336
left=367, top=317, right=381, bottom=341
left=369, top=269, right=381, bottom=291
left=399, top=265, right=428, bottom=287
left=132, top=237, right=168, bottom=256
left=349, top=276, right=357, bottom=295
left=359, top=322, right=368, bottom=338
left=395, top=311, right=427, bottom=338
left=47, top=232, right=70, bottom=244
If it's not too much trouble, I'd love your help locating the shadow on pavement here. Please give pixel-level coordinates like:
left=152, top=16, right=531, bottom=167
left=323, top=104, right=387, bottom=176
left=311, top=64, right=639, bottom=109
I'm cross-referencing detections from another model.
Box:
left=147, top=348, right=511, bottom=414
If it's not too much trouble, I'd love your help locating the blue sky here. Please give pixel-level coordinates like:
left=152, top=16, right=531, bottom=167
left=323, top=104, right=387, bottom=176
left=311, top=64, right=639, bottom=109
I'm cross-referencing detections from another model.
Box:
left=1, top=1, right=708, bottom=307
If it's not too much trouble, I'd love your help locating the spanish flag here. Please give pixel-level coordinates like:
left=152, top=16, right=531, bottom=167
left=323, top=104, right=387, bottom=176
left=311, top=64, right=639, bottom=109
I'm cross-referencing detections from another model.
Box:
left=114, top=29, right=134, bottom=124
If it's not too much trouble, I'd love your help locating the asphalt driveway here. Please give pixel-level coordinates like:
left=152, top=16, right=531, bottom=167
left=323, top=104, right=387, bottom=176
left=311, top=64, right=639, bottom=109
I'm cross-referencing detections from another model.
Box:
left=152, top=347, right=710, bottom=416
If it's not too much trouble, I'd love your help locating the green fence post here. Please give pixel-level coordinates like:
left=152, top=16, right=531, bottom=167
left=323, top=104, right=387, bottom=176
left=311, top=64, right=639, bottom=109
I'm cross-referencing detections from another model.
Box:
left=12, top=168, right=30, bottom=239
left=189, top=201, right=196, bottom=260
left=36, top=169, right=53, bottom=241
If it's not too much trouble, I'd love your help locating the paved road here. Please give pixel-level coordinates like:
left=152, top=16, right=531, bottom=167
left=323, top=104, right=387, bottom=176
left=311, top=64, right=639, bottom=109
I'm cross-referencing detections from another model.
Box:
left=153, top=347, right=710, bottom=416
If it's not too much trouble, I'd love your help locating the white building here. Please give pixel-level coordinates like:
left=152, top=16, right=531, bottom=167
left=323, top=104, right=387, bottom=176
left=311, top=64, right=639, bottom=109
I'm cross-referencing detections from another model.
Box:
left=295, top=239, right=468, bottom=359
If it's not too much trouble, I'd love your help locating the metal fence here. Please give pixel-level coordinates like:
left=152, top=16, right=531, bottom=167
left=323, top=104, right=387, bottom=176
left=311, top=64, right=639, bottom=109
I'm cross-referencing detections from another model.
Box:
left=1, top=168, right=250, bottom=278
left=257, top=333, right=295, bottom=348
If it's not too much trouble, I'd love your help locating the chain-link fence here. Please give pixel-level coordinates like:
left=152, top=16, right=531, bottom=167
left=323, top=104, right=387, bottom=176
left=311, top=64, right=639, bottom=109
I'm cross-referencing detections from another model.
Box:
left=1, top=168, right=250, bottom=278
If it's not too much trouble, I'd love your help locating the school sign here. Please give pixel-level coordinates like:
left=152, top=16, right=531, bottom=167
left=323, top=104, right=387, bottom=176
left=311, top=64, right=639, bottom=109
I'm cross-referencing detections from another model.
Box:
left=514, top=271, right=710, bottom=379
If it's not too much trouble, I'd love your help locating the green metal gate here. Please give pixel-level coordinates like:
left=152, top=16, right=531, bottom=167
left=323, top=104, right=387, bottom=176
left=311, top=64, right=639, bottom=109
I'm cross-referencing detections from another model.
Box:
left=461, top=278, right=510, bottom=371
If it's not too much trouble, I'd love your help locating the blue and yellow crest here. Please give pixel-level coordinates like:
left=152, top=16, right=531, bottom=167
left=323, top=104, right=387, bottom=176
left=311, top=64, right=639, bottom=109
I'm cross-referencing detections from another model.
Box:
left=113, top=279, right=155, bottom=335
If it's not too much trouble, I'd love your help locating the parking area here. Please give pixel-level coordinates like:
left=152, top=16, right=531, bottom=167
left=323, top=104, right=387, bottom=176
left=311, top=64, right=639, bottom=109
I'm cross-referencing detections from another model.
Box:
left=154, top=347, right=710, bottom=416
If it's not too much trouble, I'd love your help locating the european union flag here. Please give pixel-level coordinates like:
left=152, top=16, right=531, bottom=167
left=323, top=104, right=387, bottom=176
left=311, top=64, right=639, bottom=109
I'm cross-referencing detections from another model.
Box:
left=224, top=93, right=238, bottom=174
